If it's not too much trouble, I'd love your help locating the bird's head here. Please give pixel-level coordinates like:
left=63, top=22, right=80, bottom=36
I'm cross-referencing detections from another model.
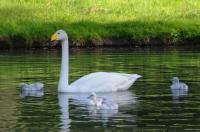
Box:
left=50, top=30, right=68, bottom=46
left=172, top=77, right=179, bottom=84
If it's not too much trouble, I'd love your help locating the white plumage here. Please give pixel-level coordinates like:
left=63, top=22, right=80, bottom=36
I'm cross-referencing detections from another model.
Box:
left=50, top=30, right=142, bottom=93
left=69, top=72, right=141, bottom=93
left=170, top=77, right=188, bottom=100
left=100, top=98, right=119, bottom=110
left=19, top=82, right=44, bottom=91
left=87, top=92, right=119, bottom=110
left=87, top=92, right=103, bottom=107
left=170, top=77, right=188, bottom=91
left=20, top=89, right=44, bottom=98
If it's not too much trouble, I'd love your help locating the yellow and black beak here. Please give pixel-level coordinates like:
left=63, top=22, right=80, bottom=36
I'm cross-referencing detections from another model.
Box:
left=50, top=33, right=57, bottom=41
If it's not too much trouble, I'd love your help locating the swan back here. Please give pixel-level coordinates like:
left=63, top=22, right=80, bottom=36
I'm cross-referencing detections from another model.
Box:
left=69, top=72, right=142, bottom=92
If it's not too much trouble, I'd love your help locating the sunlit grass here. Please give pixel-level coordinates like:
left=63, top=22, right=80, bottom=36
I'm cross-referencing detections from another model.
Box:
left=0, top=0, right=199, bottom=41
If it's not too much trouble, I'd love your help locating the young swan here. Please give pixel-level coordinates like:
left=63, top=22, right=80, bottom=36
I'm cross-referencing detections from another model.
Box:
left=19, top=82, right=44, bottom=91
left=100, top=98, right=119, bottom=110
left=170, top=77, right=188, bottom=91
left=87, top=92, right=103, bottom=107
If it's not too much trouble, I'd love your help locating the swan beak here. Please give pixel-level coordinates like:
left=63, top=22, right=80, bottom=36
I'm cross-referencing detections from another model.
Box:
left=51, top=34, right=57, bottom=41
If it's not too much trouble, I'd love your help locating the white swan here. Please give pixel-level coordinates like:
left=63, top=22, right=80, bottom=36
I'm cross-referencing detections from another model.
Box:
left=100, top=98, right=119, bottom=110
left=19, top=82, right=44, bottom=91
left=87, top=92, right=103, bottom=107
left=170, top=77, right=188, bottom=91
left=50, top=30, right=142, bottom=93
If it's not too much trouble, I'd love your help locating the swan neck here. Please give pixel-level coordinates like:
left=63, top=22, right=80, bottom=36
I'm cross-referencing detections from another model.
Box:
left=58, top=38, right=69, bottom=91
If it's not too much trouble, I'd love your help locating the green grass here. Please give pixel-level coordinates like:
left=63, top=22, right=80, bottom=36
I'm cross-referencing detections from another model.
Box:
left=0, top=0, right=200, bottom=43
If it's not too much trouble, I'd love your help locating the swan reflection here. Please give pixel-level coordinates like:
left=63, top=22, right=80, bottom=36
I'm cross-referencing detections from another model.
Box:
left=58, top=93, right=71, bottom=132
left=58, top=91, right=137, bottom=131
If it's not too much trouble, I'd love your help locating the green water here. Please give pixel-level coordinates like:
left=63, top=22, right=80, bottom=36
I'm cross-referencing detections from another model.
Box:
left=0, top=48, right=200, bottom=131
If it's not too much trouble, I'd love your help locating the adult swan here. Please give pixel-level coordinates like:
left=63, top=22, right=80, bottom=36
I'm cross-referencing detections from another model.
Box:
left=50, top=30, right=141, bottom=93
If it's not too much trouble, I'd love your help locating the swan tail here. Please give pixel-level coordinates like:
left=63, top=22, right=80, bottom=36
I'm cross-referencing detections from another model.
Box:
left=117, top=74, right=142, bottom=91
left=130, top=74, right=142, bottom=79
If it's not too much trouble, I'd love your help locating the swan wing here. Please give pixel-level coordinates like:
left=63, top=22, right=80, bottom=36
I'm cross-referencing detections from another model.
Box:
left=69, top=72, right=141, bottom=92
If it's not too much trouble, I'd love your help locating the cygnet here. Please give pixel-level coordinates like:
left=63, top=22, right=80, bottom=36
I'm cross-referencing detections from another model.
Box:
left=87, top=92, right=103, bottom=107
left=100, top=98, right=119, bottom=110
left=19, top=82, right=44, bottom=91
left=170, top=77, right=188, bottom=91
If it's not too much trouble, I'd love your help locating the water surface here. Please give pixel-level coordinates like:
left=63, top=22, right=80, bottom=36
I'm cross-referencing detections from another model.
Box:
left=0, top=48, right=200, bottom=131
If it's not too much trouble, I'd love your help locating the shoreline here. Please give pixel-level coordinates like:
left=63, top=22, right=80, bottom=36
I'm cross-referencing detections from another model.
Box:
left=0, top=36, right=199, bottom=49
left=1, top=0, right=199, bottom=49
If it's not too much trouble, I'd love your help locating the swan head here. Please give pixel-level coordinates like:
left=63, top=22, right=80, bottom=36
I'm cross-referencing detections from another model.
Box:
left=172, top=77, right=179, bottom=84
left=50, top=30, right=68, bottom=43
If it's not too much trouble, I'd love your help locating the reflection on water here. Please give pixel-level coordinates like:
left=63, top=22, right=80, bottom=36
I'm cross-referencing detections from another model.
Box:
left=58, top=93, right=70, bottom=132
left=58, top=91, right=136, bottom=131
left=0, top=48, right=200, bottom=131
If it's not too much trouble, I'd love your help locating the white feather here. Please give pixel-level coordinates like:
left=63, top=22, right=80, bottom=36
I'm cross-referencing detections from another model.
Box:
left=69, top=72, right=141, bottom=92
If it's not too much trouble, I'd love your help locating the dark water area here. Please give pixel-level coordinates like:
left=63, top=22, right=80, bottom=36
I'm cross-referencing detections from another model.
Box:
left=0, top=48, right=200, bottom=131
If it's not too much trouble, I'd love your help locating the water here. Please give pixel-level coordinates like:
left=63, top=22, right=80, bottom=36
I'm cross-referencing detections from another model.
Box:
left=1, top=48, right=200, bottom=131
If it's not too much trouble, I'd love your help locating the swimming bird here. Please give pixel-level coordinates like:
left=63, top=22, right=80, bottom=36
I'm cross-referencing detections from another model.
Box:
left=19, top=82, right=44, bottom=91
left=170, top=77, right=188, bottom=91
left=20, top=89, right=44, bottom=98
left=100, top=98, right=119, bottom=110
left=87, top=92, right=103, bottom=107
left=50, top=30, right=142, bottom=93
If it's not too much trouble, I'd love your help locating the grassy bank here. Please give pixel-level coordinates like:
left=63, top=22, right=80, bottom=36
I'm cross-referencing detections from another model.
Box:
left=0, top=0, right=200, bottom=47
